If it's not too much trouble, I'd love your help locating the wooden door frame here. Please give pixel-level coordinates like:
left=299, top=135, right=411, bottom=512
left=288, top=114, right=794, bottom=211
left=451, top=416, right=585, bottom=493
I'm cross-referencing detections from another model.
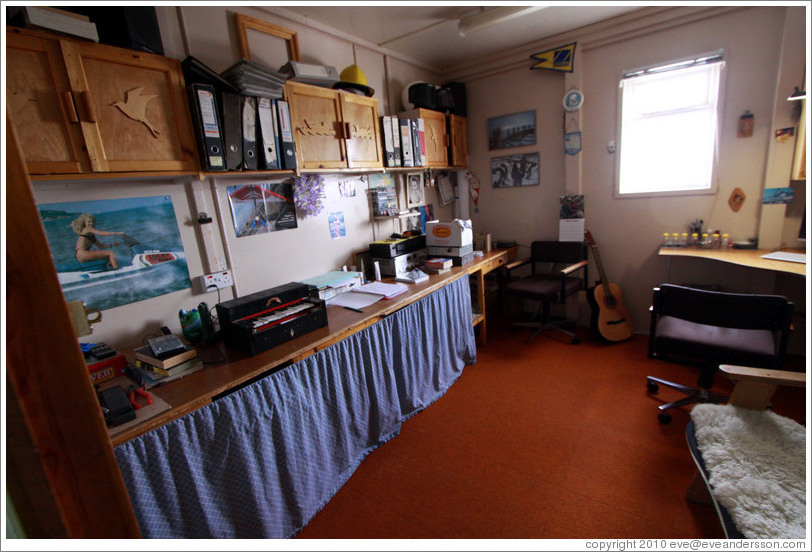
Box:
left=5, top=112, right=141, bottom=538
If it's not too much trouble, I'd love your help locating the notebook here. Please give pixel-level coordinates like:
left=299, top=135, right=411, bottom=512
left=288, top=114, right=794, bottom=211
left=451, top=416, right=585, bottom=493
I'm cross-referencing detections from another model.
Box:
left=760, top=251, right=806, bottom=264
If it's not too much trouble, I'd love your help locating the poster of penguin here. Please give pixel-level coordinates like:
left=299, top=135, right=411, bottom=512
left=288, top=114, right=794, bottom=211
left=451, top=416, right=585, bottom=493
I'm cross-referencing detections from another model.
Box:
left=491, top=153, right=540, bottom=188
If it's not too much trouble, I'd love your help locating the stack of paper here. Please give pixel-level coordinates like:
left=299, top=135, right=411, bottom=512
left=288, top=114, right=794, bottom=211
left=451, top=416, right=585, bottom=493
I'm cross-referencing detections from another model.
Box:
left=221, top=58, right=287, bottom=98
left=352, top=281, right=408, bottom=299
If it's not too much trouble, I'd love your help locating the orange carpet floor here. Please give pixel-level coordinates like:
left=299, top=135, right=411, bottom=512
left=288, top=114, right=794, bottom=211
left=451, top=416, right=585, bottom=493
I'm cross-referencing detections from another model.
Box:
left=297, top=322, right=806, bottom=540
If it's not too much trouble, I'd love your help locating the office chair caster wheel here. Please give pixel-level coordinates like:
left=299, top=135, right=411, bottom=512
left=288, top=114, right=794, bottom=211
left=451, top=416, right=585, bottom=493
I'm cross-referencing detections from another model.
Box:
left=646, top=380, right=659, bottom=393
left=658, top=412, right=672, bottom=424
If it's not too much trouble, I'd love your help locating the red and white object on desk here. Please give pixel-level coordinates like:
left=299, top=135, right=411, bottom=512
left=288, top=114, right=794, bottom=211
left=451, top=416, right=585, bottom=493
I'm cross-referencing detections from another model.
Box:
left=87, top=354, right=127, bottom=385
left=425, top=257, right=453, bottom=270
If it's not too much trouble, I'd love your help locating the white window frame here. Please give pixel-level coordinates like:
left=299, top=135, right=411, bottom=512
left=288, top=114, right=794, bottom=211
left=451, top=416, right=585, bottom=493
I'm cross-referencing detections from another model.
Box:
left=614, top=50, right=725, bottom=199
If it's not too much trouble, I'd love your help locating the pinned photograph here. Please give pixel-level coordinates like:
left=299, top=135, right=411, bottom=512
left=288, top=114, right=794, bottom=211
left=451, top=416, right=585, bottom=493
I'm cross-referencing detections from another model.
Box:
left=329, top=211, right=346, bottom=239
left=406, top=172, right=424, bottom=208
left=228, top=183, right=297, bottom=237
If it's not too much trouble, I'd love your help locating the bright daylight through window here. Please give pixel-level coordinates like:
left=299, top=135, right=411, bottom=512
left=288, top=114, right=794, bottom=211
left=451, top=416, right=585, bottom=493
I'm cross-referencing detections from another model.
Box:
left=617, top=51, right=724, bottom=197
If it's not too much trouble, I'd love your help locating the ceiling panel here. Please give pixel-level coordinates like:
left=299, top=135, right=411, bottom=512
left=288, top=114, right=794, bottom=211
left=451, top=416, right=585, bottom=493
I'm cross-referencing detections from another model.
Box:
left=281, top=5, right=643, bottom=70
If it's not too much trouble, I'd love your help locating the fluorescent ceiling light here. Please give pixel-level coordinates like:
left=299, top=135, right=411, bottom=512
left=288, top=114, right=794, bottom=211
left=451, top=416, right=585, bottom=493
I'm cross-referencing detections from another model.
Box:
left=787, top=86, right=806, bottom=101
left=458, top=6, right=546, bottom=37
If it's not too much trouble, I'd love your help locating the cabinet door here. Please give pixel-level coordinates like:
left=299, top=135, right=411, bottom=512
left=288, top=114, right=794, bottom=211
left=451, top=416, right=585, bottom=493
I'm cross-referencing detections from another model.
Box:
left=64, top=41, right=198, bottom=172
left=285, top=82, right=346, bottom=169
left=339, top=93, right=383, bottom=169
left=449, top=114, right=468, bottom=167
left=6, top=31, right=90, bottom=174
left=420, top=110, right=449, bottom=167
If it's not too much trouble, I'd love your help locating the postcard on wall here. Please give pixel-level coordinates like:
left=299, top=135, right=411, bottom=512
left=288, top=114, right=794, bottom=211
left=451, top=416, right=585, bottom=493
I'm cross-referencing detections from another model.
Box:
left=488, top=110, right=536, bottom=150
left=329, top=211, right=346, bottom=239
left=762, top=187, right=794, bottom=204
left=228, top=182, right=297, bottom=237
left=38, top=196, right=191, bottom=311
left=491, top=153, right=539, bottom=188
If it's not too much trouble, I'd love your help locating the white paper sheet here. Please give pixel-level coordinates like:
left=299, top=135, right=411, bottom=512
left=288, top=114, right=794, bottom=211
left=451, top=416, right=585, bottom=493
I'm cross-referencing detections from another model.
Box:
left=559, top=218, right=585, bottom=242
left=329, top=291, right=384, bottom=309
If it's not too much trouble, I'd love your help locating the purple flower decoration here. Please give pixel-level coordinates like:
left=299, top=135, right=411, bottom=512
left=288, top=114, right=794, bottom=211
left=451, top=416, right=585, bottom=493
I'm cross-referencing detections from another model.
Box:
left=292, top=174, right=325, bottom=217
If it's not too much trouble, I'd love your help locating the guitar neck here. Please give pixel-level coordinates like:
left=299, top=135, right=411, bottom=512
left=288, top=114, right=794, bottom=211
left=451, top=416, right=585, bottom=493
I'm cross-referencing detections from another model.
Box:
left=591, top=245, right=614, bottom=299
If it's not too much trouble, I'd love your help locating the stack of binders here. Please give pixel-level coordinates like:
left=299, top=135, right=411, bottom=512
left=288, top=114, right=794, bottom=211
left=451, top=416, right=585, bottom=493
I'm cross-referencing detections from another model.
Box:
left=380, top=115, right=425, bottom=168
left=183, top=56, right=297, bottom=172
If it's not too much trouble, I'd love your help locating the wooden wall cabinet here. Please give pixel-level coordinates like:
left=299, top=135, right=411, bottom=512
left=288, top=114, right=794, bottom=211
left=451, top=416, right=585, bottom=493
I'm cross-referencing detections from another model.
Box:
left=6, top=27, right=198, bottom=175
left=285, top=81, right=384, bottom=170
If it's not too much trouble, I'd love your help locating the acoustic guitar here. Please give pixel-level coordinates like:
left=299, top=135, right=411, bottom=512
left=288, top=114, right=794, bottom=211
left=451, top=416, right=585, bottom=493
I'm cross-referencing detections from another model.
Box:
left=585, top=231, right=634, bottom=342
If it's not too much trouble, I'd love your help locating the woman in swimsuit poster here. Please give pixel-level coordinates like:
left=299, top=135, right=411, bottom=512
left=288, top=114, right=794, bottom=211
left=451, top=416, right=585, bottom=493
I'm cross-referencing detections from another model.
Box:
left=72, top=214, right=125, bottom=269
left=39, top=196, right=191, bottom=311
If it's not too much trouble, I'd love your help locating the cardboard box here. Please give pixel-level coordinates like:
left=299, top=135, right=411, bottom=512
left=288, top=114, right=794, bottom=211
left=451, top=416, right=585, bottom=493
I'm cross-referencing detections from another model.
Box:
left=426, top=220, right=473, bottom=247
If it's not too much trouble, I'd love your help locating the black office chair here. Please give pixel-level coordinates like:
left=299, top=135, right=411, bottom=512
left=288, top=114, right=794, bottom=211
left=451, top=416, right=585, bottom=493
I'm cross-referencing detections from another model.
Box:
left=646, top=284, right=793, bottom=423
left=504, top=241, right=588, bottom=344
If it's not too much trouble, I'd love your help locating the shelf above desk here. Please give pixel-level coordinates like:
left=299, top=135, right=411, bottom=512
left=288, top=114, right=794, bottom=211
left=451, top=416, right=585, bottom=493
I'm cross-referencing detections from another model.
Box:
left=658, top=247, right=806, bottom=277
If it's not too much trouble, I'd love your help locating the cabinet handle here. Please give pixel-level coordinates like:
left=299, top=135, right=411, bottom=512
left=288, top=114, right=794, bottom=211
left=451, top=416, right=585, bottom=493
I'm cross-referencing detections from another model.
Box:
left=61, top=91, right=79, bottom=123
left=344, top=122, right=352, bottom=140
left=79, top=91, right=97, bottom=123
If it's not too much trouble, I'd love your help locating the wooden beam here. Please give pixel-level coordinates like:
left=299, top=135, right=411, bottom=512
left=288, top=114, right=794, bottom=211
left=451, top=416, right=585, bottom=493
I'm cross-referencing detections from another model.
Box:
left=5, top=112, right=141, bottom=538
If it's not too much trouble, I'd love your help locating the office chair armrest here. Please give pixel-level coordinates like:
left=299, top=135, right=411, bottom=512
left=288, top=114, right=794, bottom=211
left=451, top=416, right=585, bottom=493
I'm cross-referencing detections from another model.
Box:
left=720, top=364, right=805, bottom=409
left=503, top=257, right=531, bottom=282
left=560, top=259, right=588, bottom=275
left=505, top=257, right=530, bottom=271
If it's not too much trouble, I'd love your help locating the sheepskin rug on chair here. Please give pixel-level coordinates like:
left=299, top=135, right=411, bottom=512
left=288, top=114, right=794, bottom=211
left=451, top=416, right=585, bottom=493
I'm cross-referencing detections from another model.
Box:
left=691, top=404, right=806, bottom=539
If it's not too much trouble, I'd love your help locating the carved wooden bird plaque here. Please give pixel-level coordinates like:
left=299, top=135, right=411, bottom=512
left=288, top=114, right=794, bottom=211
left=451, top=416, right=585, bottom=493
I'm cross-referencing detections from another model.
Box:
left=112, top=87, right=161, bottom=137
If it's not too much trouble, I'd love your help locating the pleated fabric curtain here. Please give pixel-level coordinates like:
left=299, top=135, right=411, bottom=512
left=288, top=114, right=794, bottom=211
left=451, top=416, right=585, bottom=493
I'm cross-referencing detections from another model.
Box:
left=114, top=276, right=476, bottom=538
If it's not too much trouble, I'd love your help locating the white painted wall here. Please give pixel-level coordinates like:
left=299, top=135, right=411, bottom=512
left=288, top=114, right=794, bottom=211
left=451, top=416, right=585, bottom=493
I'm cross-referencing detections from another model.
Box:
left=464, top=6, right=807, bottom=352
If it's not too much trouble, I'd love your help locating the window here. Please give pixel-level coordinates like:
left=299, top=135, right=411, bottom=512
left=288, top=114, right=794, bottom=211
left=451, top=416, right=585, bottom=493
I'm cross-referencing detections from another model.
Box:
left=616, top=51, right=724, bottom=197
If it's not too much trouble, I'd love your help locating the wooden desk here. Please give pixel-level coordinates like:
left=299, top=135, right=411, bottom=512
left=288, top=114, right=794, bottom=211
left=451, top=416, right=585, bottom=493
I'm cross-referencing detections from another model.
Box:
left=112, top=251, right=509, bottom=446
left=467, top=245, right=518, bottom=345
left=658, top=247, right=806, bottom=277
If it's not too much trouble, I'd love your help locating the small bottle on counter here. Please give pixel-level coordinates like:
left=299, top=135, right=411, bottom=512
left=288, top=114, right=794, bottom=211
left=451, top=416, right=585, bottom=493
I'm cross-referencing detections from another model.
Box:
left=662, top=232, right=672, bottom=247
left=691, top=232, right=699, bottom=247
left=680, top=233, right=689, bottom=247
left=721, top=233, right=731, bottom=249
left=701, top=233, right=710, bottom=248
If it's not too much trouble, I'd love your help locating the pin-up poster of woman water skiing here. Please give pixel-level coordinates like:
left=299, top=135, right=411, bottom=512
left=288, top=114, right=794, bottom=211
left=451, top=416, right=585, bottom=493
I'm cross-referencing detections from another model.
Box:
left=39, top=196, right=191, bottom=311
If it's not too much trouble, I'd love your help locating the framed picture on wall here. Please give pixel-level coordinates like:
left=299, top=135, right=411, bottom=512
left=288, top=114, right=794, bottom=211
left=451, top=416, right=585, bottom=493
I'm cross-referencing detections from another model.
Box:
left=491, top=152, right=540, bottom=188
left=405, top=172, right=424, bottom=208
left=488, top=110, right=536, bottom=150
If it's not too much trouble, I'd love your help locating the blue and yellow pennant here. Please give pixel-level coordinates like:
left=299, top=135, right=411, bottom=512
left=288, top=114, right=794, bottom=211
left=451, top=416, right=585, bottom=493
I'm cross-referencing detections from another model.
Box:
left=530, top=42, right=576, bottom=72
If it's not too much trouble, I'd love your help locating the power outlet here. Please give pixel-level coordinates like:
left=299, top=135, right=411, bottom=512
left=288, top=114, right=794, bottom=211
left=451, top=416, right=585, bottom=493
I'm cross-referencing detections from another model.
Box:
left=201, top=269, right=233, bottom=290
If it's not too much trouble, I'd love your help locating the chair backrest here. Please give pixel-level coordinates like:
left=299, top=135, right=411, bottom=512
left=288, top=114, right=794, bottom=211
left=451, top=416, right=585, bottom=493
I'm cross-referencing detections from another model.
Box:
left=652, top=284, right=793, bottom=331
left=530, top=241, right=586, bottom=274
